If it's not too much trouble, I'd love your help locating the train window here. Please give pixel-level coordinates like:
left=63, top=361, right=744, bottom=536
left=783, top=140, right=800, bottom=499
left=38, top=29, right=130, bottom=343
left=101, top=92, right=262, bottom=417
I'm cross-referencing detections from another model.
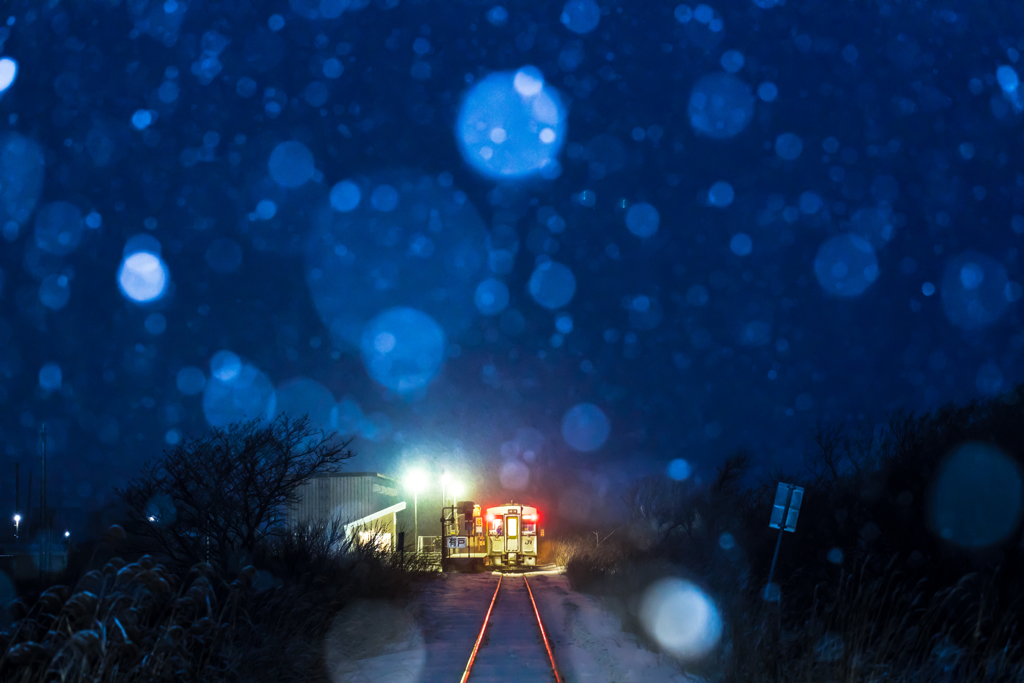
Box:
left=507, top=517, right=518, bottom=537
left=524, top=523, right=536, bottom=535
left=490, top=519, right=503, bottom=536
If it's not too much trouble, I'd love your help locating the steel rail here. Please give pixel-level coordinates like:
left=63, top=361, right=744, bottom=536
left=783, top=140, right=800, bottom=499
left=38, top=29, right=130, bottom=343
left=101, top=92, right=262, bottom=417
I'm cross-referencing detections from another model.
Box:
left=460, top=573, right=561, bottom=683
left=524, top=575, right=562, bottom=683
left=459, top=574, right=503, bottom=683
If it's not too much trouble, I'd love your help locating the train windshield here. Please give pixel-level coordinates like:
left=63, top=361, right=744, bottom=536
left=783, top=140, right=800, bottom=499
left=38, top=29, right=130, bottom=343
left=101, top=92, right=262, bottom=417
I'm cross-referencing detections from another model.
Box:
left=524, top=523, right=536, bottom=535
left=507, top=516, right=518, bottom=537
left=489, top=518, right=503, bottom=535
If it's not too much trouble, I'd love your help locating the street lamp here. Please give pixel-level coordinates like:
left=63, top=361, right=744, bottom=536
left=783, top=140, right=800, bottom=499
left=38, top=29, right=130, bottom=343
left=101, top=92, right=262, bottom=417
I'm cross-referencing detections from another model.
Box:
left=450, top=480, right=464, bottom=508
left=13, top=514, right=20, bottom=540
left=404, top=468, right=427, bottom=552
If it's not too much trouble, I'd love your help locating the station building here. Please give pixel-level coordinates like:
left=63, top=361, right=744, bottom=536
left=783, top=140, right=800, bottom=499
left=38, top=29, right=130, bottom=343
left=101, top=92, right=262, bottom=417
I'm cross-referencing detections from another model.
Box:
left=288, top=472, right=406, bottom=550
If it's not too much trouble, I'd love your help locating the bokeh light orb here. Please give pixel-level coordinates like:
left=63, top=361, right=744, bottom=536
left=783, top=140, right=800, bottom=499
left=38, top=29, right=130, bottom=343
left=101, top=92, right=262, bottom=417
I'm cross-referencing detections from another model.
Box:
left=329, top=179, right=361, bottom=212
left=210, top=350, right=242, bottom=382
left=929, top=442, right=1024, bottom=549
left=561, top=403, right=611, bottom=452
left=774, top=132, right=803, bottom=160
left=0, top=133, right=45, bottom=227
left=560, top=0, right=600, bottom=34
left=0, top=57, right=18, bottom=94
left=730, top=233, right=752, bottom=256
left=268, top=140, right=315, bottom=188
left=708, top=181, right=734, bottom=207
left=39, top=362, right=62, bottom=391
left=639, top=578, right=722, bottom=660
left=940, top=251, right=1012, bottom=329
left=360, top=307, right=446, bottom=395
left=528, top=261, right=576, bottom=310
left=202, top=363, right=277, bottom=427
left=625, top=202, right=660, bottom=238
left=500, top=460, right=530, bottom=490
left=34, top=201, right=84, bottom=256
left=668, top=459, right=692, bottom=481
left=117, top=251, right=169, bottom=303
left=176, top=366, right=206, bottom=395
left=813, top=233, right=879, bottom=298
left=688, top=73, right=755, bottom=139
left=306, top=170, right=488, bottom=348
left=455, top=66, right=566, bottom=180
left=273, top=376, right=335, bottom=428
left=475, top=278, right=510, bottom=316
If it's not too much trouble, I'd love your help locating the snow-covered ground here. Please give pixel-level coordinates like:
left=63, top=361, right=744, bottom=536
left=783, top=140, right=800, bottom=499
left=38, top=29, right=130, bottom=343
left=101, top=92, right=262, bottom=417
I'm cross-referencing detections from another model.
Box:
left=323, top=570, right=693, bottom=682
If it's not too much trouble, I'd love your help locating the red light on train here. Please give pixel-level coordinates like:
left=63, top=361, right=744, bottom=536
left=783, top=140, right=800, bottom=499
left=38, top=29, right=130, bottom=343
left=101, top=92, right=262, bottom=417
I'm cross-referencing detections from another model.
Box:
left=486, top=513, right=494, bottom=522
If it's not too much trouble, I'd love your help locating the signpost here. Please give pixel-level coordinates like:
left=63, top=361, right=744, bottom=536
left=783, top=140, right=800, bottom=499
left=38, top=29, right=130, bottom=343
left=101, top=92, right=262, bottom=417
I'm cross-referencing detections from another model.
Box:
left=446, top=536, right=468, bottom=549
left=765, top=482, right=804, bottom=601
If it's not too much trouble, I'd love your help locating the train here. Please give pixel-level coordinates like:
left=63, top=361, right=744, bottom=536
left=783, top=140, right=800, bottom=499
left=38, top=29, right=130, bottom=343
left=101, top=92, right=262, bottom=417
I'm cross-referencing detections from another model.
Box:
left=446, top=500, right=541, bottom=569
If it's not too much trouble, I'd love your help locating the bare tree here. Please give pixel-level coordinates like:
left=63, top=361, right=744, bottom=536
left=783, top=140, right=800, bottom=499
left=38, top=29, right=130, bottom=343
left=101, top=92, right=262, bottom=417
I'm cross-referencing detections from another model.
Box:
left=116, top=415, right=354, bottom=570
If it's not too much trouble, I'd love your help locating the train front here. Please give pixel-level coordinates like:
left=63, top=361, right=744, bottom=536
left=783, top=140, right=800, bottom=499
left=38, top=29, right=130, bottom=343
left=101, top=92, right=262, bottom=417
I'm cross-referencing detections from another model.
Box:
left=485, top=503, right=539, bottom=568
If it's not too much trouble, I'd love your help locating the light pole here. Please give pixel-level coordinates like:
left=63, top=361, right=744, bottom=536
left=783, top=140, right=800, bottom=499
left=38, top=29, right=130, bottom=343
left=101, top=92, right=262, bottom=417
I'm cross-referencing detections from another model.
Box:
left=13, top=514, right=20, bottom=541
left=404, top=468, right=426, bottom=552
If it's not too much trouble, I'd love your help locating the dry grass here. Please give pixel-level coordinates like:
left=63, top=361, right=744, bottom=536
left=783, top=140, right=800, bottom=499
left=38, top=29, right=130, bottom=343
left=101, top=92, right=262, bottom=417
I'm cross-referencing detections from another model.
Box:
left=0, top=523, right=436, bottom=683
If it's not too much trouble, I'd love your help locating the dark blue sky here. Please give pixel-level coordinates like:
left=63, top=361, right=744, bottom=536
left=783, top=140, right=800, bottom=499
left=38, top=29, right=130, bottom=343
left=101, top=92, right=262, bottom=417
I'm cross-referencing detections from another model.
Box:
left=0, top=0, right=1021, bottom=525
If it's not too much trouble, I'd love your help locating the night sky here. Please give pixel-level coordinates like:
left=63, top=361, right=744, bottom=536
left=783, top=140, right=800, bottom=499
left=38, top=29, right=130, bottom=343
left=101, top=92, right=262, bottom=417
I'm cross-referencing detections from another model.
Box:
left=1, top=0, right=1022, bottom=528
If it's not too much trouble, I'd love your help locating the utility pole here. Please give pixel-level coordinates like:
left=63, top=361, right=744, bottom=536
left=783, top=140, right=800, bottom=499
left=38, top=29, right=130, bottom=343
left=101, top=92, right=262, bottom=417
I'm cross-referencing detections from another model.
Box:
left=14, top=462, right=19, bottom=514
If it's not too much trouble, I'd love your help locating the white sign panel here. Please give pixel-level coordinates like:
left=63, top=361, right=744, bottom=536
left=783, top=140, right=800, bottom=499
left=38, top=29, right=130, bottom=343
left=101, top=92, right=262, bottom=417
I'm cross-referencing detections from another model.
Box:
left=446, top=536, right=468, bottom=549
left=768, top=483, right=804, bottom=533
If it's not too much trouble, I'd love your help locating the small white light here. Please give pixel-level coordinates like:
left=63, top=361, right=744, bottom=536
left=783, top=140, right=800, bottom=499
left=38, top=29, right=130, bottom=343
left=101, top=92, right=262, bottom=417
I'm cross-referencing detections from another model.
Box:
left=0, top=57, right=18, bottom=94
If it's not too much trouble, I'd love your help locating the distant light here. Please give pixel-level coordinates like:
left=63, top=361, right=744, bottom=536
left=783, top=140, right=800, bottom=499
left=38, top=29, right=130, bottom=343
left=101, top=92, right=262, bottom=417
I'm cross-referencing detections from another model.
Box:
left=405, top=468, right=427, bottom=493
left=148, top=516, right=156, bottom=522
left=85, top=211, right=102, bottom=229
left=13, top=514, right=20, bottom=523
left=0, top=57, right=17, bottom=93
left=118, top=251, right=169, bottom=303
left=268, top=13, right=285, bottom=31
left=64, top=531, right=70, bottom=538
left=922, top=282, right=935, bottom=296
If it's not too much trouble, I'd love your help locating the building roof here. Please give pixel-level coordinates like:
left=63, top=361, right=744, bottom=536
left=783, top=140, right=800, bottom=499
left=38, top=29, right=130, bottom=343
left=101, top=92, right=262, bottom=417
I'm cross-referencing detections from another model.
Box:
left=343, top=501, right=408, bottom=533
left=309, top=471, right=396, bottom=481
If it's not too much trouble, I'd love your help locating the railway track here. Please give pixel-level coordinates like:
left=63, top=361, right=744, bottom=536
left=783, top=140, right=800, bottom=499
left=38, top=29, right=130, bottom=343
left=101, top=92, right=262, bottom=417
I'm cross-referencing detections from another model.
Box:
left=460, top=573, right=562, bottom=683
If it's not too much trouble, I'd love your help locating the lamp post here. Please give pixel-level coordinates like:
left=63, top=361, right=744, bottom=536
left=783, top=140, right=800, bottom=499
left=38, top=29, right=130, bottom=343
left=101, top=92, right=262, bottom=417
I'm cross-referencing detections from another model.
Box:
left=404, top=468, right=426, bottom=553
left=13, top=514, right=20, bottom=541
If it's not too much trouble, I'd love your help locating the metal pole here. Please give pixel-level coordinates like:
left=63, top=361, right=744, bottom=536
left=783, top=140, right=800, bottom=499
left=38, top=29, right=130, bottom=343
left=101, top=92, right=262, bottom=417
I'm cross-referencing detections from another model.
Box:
left=765, top=486, right=793, bottom=600
left=14, top=462, right=19, bottom=514
left=414, top=491, right=419, bottom=553
left=766, top=525, right=784, bottom=595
